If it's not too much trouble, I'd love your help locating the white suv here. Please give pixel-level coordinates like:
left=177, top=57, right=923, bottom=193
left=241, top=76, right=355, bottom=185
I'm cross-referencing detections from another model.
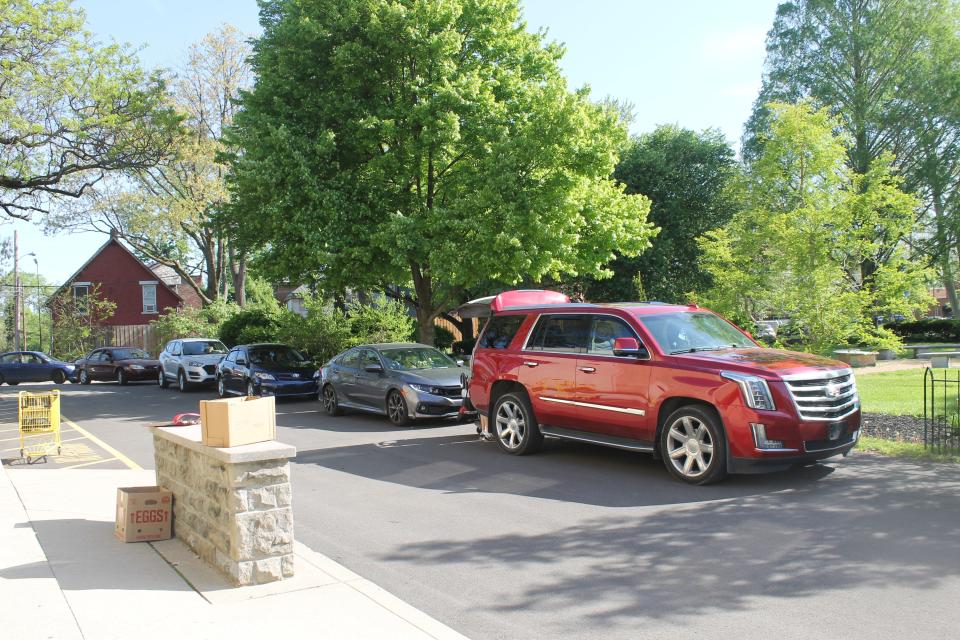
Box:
left=158, top=338, right=229, bottom=392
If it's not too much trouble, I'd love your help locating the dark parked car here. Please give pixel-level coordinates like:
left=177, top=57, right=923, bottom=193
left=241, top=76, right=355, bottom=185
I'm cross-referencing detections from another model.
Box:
left=319, top=343, right=469, bottom=426
left=75, top=347, right=161, bottom=385
left=216, top=343, right=318, bottom=399
left=0, top=351, right=77, bottom=385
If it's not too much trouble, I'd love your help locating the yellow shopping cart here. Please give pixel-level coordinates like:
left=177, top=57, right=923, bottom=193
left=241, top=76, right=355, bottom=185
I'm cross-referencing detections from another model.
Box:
left=18, top=390, right=61, bottom=462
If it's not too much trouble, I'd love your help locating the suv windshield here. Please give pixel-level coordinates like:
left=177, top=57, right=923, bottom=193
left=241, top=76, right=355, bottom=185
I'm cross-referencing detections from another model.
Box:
left=248, top=346, right=307, bottom=368
left=639, top=312, right=754, bottom=354
left=380, top=347, right=457, bottom=371
left=113, top=348, right=150, bottom=360
left=182, top=340, right=227, bottom=356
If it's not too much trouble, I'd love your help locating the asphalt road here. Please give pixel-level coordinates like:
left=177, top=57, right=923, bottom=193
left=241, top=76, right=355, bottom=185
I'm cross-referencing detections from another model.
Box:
left=3, top=381, right=960, bottom=639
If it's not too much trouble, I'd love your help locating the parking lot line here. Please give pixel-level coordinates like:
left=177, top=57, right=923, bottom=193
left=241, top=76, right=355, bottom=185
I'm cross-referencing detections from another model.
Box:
left=61, top=457, right=118, bottom=470
left=61, top=416, right=142, bottom=471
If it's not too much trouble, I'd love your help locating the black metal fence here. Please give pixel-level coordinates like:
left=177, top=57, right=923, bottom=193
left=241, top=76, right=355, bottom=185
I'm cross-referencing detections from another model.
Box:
left=924, top=367, right=960, bottom=453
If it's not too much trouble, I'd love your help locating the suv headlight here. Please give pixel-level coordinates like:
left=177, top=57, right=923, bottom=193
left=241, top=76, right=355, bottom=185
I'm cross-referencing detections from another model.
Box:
left=408, top=383, right=436, bottom=394
left=721, top=371, right=776, bottom=411
left=254, top=372, right=275, bottom=381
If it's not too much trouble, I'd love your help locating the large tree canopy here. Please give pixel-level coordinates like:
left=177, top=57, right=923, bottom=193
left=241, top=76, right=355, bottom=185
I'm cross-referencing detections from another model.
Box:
left=585, top=125, right=739, bottom=303
left=0, top=0, right=178, bottom=219
left=702, top=102, right=929, bottom=352
left=224, top=0, right=655, bottom=342
left=48, top=24, right=253, bottom=305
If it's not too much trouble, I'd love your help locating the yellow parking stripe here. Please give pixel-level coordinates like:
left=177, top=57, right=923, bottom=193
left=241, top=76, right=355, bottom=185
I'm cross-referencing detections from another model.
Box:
left=61, top=416, right=142, bottom=471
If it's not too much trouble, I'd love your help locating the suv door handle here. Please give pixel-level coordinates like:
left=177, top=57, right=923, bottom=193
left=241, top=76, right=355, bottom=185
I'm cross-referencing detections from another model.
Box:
left=523, top=361, right=539, bottom=368
left=578, top=366, right=596, bottom=373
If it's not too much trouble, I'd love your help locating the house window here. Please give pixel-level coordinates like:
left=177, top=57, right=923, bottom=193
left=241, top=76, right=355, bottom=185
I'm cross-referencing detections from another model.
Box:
left=141, top=282, right=157, bottom=314
left=73, top=283, right=90, bottom=315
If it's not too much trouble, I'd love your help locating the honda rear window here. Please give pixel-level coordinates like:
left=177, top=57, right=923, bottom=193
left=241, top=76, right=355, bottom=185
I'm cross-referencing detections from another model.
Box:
left=478, top=315, right=526, bottom=350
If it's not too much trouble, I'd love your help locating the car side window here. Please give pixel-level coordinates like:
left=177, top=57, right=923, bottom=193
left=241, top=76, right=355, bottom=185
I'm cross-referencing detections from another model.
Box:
left=224, top=349, right=237, bottom=364
left=0, top=353, right=18, bottom=364
left=362, top=350, right=381, bottom=368
left=171, top=341, right=182, bottom=356
left=236, top=349, right=248, bottom=365
left=526, top=315, right=591, bottom=353
left=478, top=314, right=526, bottom=350
left=24, top=354, right=41, bottom=364
left=588, top=316, right=643, bottom=356
left=341, top=349, right=360, bottom=368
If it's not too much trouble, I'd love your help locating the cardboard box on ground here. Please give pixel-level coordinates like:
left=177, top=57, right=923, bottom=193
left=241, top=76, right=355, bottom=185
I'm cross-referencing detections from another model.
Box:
left=115, top=487, right=172, bottom=542
left=200, top=395, right=277, bottom=447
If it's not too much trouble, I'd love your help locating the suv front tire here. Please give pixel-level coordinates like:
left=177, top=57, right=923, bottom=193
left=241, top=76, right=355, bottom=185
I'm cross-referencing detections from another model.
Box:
left=492, top=392, right=543, bottom=455
left=660, top=405, right=727, bottom=485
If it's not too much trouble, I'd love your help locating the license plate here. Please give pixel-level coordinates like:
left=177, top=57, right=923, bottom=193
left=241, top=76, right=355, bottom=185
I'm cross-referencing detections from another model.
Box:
left=828, top=422, right=845, bottom=441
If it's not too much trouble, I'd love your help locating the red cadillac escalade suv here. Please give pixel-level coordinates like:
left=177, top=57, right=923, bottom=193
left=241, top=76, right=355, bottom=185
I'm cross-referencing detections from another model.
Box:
left=463, top=290, right=861, bottom=485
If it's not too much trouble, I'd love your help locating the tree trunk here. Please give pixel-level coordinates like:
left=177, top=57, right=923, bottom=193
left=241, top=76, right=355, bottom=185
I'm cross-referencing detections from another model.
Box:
left=942, top=257, right=960, bottom=318
left=229, top=243, right=247, bottom=307
left=411, top=261, right=436, bottom=346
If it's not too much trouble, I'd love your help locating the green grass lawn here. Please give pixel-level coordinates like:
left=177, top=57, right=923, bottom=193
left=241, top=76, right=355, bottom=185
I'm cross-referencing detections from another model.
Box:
left=855, top=369, right=929, bottom=416
left=857, top=436, right=960, bottom=463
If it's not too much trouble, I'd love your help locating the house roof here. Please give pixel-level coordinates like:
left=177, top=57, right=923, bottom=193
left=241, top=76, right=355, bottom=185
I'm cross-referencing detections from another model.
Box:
left=46, top=237, right=185, bottom=306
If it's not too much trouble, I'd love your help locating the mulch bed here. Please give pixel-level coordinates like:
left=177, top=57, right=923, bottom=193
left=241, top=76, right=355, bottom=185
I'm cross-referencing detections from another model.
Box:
left=861, top=412, right=925, bottom=444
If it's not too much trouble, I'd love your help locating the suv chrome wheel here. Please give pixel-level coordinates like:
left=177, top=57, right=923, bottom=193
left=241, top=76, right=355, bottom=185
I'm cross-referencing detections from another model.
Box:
left=660, top=406, right=727, bottom=485
left=217, top=377, right=226, bottom=398
left=158, top=369, right=168, bottom=388
left=492, top=392, right=542, bottom=455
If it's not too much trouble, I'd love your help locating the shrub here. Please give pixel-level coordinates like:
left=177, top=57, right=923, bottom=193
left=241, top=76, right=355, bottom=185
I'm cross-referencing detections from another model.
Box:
left=889, top=318, right=960, bottom=343
left=432, top=325, right=456, bottom=351
left=151, top=300, right=240, bottom=347
left=219, top=308, right=282, bottom=347
left=276, top=296, right=351, bottom=364
left=344, top=299, right=415, bottom=347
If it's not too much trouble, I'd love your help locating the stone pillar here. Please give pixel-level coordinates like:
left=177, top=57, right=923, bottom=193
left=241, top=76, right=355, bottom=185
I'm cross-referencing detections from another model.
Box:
left=151, top=425, right=296, bottom=586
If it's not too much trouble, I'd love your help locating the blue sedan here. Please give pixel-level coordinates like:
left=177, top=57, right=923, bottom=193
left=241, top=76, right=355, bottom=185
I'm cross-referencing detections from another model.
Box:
left=0, top=351, right=77, bottom=385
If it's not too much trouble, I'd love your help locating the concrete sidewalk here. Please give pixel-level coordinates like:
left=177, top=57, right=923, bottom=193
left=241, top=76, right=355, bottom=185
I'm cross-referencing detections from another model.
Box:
left=0, top=465, right=468, bottom=640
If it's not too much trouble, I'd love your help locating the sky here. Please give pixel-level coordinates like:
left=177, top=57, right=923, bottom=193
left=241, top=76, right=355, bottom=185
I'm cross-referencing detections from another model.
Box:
left=6, top=0, right=781, bottom=285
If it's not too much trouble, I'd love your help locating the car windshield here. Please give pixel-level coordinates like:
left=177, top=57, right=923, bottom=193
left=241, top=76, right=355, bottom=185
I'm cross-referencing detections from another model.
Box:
left=182, top=340, right=227, bottom=356
left=380, top=347, right=457, bottom=371
left=638, top=312, right=754, bottom=354
left=248, top=346, right=307, bottom=368
left=112, top=348, right=150, bottom=360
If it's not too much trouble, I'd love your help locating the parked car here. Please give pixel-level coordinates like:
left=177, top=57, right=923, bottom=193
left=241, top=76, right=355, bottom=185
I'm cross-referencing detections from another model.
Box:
left=216, top=343, right=317, bottom=399
left=318, top=343, right=470, bottom=426
left=75, top=347, right=161, bottom=385
left=158, top=338, right=229, bottom=392
left=463, top=290, right=861, bottom=485
left=0, top=351, right=77, bottom=385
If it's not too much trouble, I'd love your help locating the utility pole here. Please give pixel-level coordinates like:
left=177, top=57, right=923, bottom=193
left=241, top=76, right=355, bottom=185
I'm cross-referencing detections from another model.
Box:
left=13, top=230, right=21, bottom=351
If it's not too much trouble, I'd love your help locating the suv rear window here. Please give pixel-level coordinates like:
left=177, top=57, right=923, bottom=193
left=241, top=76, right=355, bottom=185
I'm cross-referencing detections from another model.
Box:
left=478, top=315, right=526, bottom=349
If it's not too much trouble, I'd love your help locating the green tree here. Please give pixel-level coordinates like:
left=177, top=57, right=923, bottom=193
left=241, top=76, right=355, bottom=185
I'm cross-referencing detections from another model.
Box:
left=745, top=0, right=958, bottom=312
left=585, top=125, right=739, bottom=303
left=48, top=284, right=117, bottom=360
left=0, top=0, right=178, bottom=220
left=48, top=24, right=253, bottom=304
left=701, top=102, right=931, bottom=353
left=224, top=0, right=655, bottom=344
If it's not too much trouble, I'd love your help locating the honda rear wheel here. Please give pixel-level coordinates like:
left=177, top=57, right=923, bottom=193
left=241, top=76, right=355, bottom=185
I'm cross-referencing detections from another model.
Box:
left=322, top=384, right=343, bottom=416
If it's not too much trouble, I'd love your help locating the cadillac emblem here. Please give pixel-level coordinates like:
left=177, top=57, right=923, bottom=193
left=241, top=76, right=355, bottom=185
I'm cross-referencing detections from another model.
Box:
left=825, top=382, right=842, bottom=399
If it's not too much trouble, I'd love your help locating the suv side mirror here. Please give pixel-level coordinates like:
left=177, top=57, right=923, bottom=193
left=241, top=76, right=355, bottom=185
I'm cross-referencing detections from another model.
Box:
left=613, top=337, right=645, bottom=358
left=364, top=364, right=384, bottom=374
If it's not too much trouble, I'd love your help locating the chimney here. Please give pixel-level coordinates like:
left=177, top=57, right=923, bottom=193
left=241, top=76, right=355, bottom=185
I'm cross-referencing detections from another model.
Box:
left=110, top=228, right=120, bottom=241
